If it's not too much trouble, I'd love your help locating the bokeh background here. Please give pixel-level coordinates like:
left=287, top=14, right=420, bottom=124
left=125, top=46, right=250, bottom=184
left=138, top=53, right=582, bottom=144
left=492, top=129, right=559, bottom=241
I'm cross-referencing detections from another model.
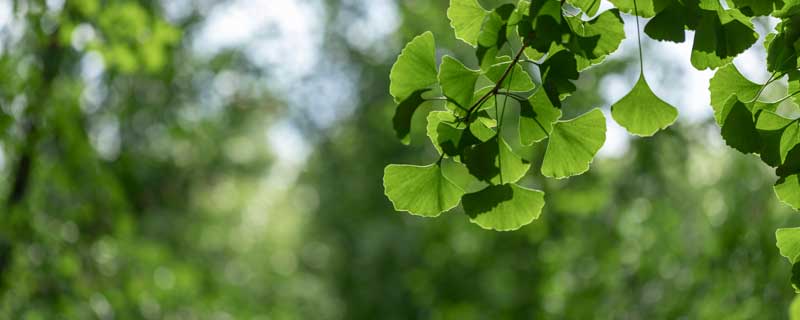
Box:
left=1, top=0, right=799, bottom=319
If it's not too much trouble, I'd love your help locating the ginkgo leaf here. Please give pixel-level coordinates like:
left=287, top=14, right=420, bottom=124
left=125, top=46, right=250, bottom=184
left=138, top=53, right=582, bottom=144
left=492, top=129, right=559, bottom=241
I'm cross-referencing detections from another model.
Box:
left=427, top=111, right=457, bottom=155
left=776, top=174, right=800, bottom=210
left=690, top=9, right=758, bottom=70
left=439, top=56, right=481, bottom=110
left=782, top=123, right=800, bottom=162
left=447, top=0, right=489, bottom=47
left=607, top=0, right=659, bottom=17
left=393, top=89, right=431, bottom=144
left=568, top=0, right=602, bottom=17
left=389, top=32, right=437, bottom=102
left=462, top=184, right=545, bottom=231
left=383, top=163, right=464, bottom=217
left=564, top=9, right=626, bottom=70
left=710, top=64, right=762, bottom=125
left=542, top=108, right=607, bottom=179
left=611, top=75, right=678, bottom=136
left=477, top=5, right=515, bottom=69
left=729, top=0, right=785, bottom=16
left=720, top=96, right=761, bottom=154
left=519, top=89, right=562, bottom=145
left=644, top=3, right=688, bottom=42
left=778, top=228, right=800, bottom=263
left=777, top=226, right=800, bottom=292
left=540, top=50, right=580, bottom=107
left=485, top=56, right=535, bottom=92
left=756, top=110, right=795, bottom=166
left=462, top=135, right=531, bottom=184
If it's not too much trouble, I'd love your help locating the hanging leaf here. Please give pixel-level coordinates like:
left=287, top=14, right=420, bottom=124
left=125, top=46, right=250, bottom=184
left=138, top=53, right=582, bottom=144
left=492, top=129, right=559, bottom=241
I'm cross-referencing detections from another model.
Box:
left=611, top=75, right=678, bottom=136
left=462, top=184, right=545, bottom=231
left=542, top=108, right=607, bottom=179
left=383, top=163, right=465, bottom=217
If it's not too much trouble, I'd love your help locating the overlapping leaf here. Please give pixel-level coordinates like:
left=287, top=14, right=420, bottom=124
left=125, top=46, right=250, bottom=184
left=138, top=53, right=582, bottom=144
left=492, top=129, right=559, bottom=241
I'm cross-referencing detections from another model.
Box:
left=520, top=89, right=562, bottom=145
left=383, top=163, right=465, bottom=217
left=462, top=184, right=545, bottom=231
left=448, top=0, right=490, bottom=47
left=389, top=32, right=438, bottom=144
left=542, top=108, right=607, bottom=179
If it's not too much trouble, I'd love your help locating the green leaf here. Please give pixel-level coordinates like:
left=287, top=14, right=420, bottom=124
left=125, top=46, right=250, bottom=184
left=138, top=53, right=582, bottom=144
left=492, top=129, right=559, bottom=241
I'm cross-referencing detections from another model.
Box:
left=427, top=111, right=457, bottom=155
left=564, top=9, right=626, bottom=70
left=389, top=32, right=438, bottom=102
left=608, top=0, right=660, bottom=17
left=462, top=135, right=531, bottom=184
left=776, top=174, right=800, bottom=210
left=709, top=64, right=763, bottom=125
left=729, top=0, right=785, bottom=16
left=462, top=184, right=545, bottom=231
left=448, top=0, right=490, bottom=47
left=783, top=123, right=800, bottom=163
left=540, top=50, right=580, bottom=107
left=611, top=75, right=678, bottom=136
left=542, top=108, right=607, bottom=179
left=393, top=89, right=431, bottom=144
left=485, top=56, right=536, bottom=92
left=778, top=227, right=800, bottom=263
left=690, top=9, right=758, bottom=70
left=383, top=163, right=464, bottom=217
left=520, top=89, right=562, bottom=145
left=720, top=96, right=761, bottom=154
left=644, top=3, right=689, bottom=42
left=477, top=5, right=515, bottom=69
left=439, top=56, right=481, bottom=110
left=567, top=0, right=602, bottom=16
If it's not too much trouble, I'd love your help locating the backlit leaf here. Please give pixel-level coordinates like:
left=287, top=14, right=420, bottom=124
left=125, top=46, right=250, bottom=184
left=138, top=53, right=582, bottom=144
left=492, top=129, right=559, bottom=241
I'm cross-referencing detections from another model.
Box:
left=611, top=75, right=678, bottom=136
left=462, top=184, right=545, bottom=231
left=542, top=108, right=607, bottom=179
left=383, top=163, right=464, bottom=217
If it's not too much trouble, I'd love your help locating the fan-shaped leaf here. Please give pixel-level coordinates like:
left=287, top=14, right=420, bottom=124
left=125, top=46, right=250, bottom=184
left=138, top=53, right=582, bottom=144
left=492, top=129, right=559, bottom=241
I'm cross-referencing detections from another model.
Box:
left=462, top=184, right=545, bottom=231
left=448, top=0, right=490, bottom=47
left=611, top=75, right=678, bottom=136
left=383, top=163, right=464, bottom=217
left=389, top=32, right=437, bottom=102
left=439, top=56, right=481, bottom=110
left=776, top=174, right=800, bottom=210
left=542, top=108, right=607, bottom=179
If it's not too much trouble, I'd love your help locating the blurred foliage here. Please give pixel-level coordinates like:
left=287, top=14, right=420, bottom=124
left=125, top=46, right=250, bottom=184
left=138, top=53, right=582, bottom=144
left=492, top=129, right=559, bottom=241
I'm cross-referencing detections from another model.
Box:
left=0, top=0, right=798, bottom=319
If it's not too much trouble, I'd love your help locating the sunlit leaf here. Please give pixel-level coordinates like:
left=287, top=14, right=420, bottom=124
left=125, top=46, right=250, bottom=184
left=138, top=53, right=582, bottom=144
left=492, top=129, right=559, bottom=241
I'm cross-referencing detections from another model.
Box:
left=519, top=89, right=562, bottom=145
left=439, top=56, right=481, bottom=110
left=542, top=108, right=606, bottom=179
left=611, top=75, right=678, bottom=136
left=389, top=31, right=438, bottom=102
left=383, top=163, right=464, bottom=217
left=462, top=184, right=545, bottom=231
left=448, top=0, right=490, bottom=47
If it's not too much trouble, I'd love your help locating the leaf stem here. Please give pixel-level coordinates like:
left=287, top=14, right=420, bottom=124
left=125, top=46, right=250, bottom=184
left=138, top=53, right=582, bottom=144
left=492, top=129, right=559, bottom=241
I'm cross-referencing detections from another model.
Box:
left=633, top=0, right=644, bottom=74
left=465, top=44, right=528, bottom=120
